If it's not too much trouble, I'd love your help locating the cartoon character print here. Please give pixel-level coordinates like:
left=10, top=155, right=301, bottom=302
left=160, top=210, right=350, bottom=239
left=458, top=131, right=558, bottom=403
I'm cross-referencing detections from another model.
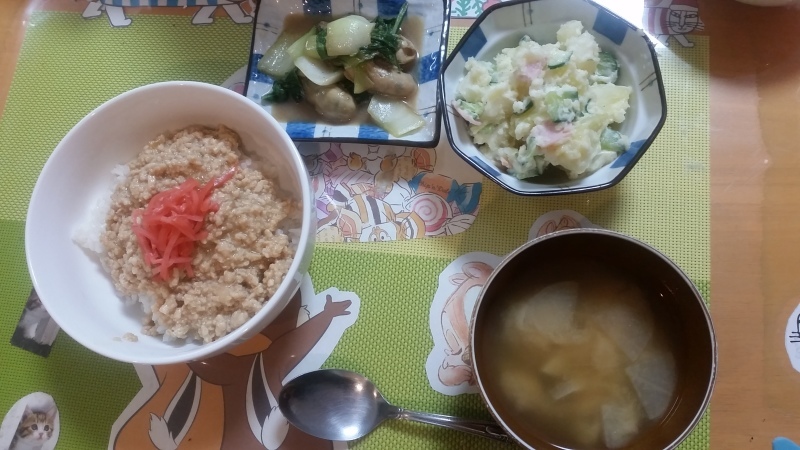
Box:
left=426, top=253, right=502, bottom=396
left=82, top=0, right=254, bottom=27
left=321, top=189, right=428, bottom=243
left=437, top=261, right=495, bottom=388
left=528, top=209, right=598, bottom=241
left=110, top=276, right=359, bottom=450
left=301, top=143, right=481, bottom=243
left=644, top=0, right=705, bottom=48
left=534, top=215, right=580, bottom=238
left=426, top=210, right=598, bottom=395
left=784, top=303, right=800, bottom=374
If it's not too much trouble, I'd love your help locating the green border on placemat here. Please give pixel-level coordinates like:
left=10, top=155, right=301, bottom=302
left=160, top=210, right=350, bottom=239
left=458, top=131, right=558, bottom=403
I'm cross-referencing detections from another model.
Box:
left=0, top=12, right=711, bottom=450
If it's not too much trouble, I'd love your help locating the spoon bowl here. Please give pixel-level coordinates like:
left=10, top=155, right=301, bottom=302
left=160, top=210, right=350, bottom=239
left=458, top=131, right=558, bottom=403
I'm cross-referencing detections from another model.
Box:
left=278, top=369, right=509, bottom=442
left=279, top=369, right=395, bottom=441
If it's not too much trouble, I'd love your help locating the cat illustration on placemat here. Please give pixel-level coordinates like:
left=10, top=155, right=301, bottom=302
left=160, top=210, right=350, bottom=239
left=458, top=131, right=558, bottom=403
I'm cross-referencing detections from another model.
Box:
left=10, top=289, right=60, bottom=358
left=644, top=0, right=705, bottom=48
left=0, top=393, right=60, bottom=450
left=15, top=290, right=51, bottom=343
left=82, top=0, right=254, bottom=27
left=8, top=407, right=56, bottom=450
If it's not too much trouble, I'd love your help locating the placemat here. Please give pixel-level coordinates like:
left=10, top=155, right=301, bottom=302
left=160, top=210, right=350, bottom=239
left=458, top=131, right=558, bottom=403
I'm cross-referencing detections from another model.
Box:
left=0, top=5, right=709, bottom=450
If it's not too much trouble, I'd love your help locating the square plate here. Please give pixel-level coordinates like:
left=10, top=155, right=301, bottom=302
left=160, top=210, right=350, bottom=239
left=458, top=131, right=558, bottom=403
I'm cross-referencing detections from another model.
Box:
left=245, top=0, right=451, bottom=147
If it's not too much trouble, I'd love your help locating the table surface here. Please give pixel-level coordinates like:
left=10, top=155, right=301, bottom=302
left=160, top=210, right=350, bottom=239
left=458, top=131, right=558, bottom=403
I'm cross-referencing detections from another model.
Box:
left=2, top=0, right=799, bottom=448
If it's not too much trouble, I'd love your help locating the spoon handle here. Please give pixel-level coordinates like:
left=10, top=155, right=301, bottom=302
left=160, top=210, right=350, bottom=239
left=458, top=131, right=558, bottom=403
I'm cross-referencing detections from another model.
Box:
left=395, top=408, right=511, bottom=442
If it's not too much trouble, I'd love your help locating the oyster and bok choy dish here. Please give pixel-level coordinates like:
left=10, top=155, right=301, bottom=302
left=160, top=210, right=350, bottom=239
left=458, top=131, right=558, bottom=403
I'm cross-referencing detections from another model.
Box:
left=258, top=3, right=425, bottom=137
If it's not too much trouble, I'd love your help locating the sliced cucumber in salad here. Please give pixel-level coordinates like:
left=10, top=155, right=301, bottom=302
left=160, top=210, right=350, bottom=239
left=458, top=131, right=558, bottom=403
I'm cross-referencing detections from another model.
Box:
left=498, top=138, right=549, bottom=179
left=600, top=127, right=627, bottom=153
left=547, top=50, right=573, bottom=69
left=513, top=97, right=534, bottom=115
left=545, top=88, right=580, bottom=123
left=595, top=51, right=619, bottom=84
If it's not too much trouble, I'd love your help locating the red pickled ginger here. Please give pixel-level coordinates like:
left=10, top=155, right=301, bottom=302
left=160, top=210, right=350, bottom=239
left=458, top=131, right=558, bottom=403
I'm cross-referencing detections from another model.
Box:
left=131, top=166, right=237, bottom=282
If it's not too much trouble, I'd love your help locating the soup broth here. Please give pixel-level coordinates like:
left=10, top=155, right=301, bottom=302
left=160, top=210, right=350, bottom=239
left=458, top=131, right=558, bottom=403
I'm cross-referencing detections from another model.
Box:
left=270, top=13, right=424, bottom=126
left=480, top=259, right=682, bottom=449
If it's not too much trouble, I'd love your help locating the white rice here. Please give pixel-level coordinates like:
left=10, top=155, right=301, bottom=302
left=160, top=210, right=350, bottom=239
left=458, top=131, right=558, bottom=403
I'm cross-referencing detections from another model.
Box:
left=71, top=164, right=129, bottom=255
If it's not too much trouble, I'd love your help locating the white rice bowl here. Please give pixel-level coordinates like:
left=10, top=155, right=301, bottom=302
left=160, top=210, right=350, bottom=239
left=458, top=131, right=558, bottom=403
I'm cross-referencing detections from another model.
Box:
left=26, top=81, right=314, bottom=364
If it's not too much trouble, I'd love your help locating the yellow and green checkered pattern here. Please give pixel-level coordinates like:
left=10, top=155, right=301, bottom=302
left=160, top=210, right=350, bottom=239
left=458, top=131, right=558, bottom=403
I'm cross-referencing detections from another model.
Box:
left=0, top=13, right=709, bottom=449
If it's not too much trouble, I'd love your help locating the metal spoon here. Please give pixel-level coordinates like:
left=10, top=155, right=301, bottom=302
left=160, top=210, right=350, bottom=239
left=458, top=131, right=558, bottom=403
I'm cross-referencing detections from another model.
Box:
left=278, top=369, right=510, bottom=442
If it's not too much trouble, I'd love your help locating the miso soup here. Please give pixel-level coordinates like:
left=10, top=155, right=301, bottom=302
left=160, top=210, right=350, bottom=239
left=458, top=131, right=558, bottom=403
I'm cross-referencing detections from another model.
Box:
left=479, top=259, right=682, bottom=449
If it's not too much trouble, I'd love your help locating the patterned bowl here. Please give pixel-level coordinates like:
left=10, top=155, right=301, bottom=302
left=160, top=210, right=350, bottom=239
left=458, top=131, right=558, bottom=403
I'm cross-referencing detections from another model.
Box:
left=441, top=0, right=667, bottom=196
left=245, top=0, right=451, bottom=147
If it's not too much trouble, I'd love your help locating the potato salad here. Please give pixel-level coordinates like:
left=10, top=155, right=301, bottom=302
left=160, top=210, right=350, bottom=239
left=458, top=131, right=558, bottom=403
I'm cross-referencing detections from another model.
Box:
left=453, top=21, right=632, bottom=180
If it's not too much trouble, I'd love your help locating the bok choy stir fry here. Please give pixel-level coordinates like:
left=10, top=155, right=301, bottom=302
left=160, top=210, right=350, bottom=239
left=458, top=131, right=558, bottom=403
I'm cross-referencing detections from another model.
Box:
left=258, top=3, right=424, bottom=137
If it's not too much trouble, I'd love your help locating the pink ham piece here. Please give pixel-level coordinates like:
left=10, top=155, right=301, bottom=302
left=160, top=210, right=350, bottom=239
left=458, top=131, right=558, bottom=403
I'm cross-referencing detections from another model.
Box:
left=516, top=61, right=544, bottom=83
left=531, top=121, right=574, bottom=148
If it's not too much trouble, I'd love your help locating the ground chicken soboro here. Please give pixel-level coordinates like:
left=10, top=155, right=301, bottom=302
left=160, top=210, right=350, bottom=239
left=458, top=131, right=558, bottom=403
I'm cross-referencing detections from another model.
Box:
left=101, top=125, right=298, bottom=343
